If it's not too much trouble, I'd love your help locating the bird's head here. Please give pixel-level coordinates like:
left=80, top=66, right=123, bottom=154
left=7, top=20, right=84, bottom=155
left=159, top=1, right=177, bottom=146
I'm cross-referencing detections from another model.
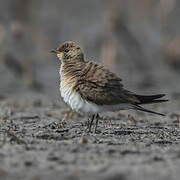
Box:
left=50, top=41, right=84, bottom=63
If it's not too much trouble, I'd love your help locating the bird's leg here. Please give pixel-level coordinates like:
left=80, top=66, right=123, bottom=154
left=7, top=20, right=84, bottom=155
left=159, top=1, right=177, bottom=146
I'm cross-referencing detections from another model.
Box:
left=61, top=108, right=73, bottom=126
left=94, top=114, right=99, bottom=133
left=88, top=114, right=95, bottom=132
left=62, top=108, right=73, bottom=120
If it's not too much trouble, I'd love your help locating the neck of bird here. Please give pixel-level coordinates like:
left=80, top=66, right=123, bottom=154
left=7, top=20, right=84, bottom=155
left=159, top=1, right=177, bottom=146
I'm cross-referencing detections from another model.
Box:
left=60, top=58, right=86, bottom=79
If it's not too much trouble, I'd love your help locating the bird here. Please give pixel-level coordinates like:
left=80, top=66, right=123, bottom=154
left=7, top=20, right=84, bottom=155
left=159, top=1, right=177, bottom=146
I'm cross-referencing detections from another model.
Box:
left=50, top=41, right=168, bottom=133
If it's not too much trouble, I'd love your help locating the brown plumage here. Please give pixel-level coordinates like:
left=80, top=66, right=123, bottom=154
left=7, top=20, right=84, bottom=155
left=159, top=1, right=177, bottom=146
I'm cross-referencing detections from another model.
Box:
left=51, top=41, right=168, bottom=132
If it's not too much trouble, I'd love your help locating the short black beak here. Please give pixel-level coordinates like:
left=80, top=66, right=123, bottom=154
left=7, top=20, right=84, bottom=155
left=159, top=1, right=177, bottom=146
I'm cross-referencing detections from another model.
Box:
left=50, top=49, right=57, bottom=54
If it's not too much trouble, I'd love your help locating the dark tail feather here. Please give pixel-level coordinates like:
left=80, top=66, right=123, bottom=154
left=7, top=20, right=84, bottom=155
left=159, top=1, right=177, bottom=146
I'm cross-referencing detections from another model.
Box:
left=134, top=94, right=168, bottom=105
left=137, top=99, right=168, bottom=105
left=134, top=105, right=165, bottom=116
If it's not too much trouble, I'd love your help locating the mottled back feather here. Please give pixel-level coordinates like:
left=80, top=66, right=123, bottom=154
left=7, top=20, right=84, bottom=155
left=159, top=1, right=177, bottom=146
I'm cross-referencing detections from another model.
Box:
left=61, top=60, right=140, bottom=105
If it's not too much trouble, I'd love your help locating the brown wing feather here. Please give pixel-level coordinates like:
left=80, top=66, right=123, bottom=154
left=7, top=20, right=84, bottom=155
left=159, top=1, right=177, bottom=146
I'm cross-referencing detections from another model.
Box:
left=73, top=62, right=140, bottom=105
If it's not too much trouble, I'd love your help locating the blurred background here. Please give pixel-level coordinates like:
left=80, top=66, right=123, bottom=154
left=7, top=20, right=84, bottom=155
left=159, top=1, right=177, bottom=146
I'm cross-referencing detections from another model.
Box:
left=0, top=0, right=180, bottom=102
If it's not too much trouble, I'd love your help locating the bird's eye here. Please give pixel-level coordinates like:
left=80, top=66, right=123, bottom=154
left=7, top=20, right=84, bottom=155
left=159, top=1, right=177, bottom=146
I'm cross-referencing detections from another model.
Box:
left=64, top=49, right=69, bottom=53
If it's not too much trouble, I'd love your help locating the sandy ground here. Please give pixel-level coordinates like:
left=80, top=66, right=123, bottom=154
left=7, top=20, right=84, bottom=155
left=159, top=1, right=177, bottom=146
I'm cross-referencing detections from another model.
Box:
left=1, top=1, right=180, bottom=179
left=0, top=92, right=180, bottom=180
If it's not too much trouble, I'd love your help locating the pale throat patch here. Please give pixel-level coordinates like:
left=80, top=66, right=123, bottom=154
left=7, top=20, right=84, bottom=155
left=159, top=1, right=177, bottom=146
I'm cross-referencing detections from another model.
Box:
left=57, top=52, right=63, bottom=60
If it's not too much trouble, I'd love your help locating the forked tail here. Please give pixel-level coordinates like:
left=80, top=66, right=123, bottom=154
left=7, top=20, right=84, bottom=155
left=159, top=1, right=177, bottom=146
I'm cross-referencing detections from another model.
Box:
left=134, top=104, right=165, bottom=116
left=134, top=94, right=168, bottom=105
left=133, top=93, right=168, bottom=116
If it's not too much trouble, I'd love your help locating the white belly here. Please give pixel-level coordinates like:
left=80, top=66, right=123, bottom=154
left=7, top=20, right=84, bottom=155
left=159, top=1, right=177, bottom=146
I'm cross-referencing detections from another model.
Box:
left=60, top=83, right=132, bottom=115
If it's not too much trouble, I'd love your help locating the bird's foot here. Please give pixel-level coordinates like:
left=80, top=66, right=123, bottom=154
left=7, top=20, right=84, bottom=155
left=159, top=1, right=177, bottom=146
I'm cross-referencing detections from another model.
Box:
left=57, top=119, right=67, bottom=128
